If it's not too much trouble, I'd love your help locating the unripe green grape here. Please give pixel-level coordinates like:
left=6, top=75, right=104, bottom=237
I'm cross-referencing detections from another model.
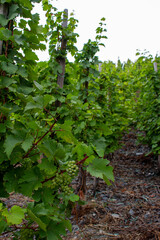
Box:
left=54, top=169, right=76, bottom=195
left=52, top=180, right=57, bottom=188
left=52, top=179, right=56, bottom=184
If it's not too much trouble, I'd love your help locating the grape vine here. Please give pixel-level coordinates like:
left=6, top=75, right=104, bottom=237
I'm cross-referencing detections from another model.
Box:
left=1, top=0, right=159, bottom=239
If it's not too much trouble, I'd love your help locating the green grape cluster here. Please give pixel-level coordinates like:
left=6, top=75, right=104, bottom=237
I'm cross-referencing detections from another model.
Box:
left=52, top=172, right=72, bottom=195
left=52, top=173, right=70, bottom=187
left=19, top=228, right=34, bottom=240
left=66, top=160, right=78, bottom=177
left=51, top=161, right=78, bottom=195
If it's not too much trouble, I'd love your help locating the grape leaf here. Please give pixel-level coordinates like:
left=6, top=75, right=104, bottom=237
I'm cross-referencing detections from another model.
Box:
left=4, top=135, right=22, bottom=158
left=38, top=139, right=57, bottom=159
left=87, top=158, right=114, bottom=182
left=0, top=28, right=12, bottom=40
left=2, top=206, right=26, bottom=225
left=54, top=147, right=66, bottom=160
left=24, top=101, right=42, bottom=111
left=4, top=169, right=20, bottom=193
left=8, top=4, right=19, bottom=20
left=38, top=158, right=57, bottom=175
left=21, top=134, right=34, bottom=152
left=33, top=203, right=50, bottom=216
left=27, top=209, right=46, bottom=231
left=0, top=203, right=3, bottom=210
left=17, top=67, right=28, bottom=78
left=103, top=174, right=112, bottom=186
left=1, top=62, right=18, bottom=74
left=1, top=77, right=16, bottom=87
left=56, top=121, right=77, bottom=145
left=97, top=123, right=113, bottom=136
left=0, top=142, right=7, bottom=164
left=72, top=142, right=93, bottom=160
left=47, top=221, right=67, bottom=240
left=19, top=168, right=41, bottom=183
left=93, top=137, right=106, bottom=157
left=0, top=123, right=6, bottom=133
left=68, top=194, right=79, bottom=202
left=41, top=187, right=54, bottom=204
left=18, top=168, right=42, bottom=196
left=44, top=94, right=55, bottom=106
left=1, top=0, right=12, bottom=4
left=19, top=0, right=32, bottom=10
left=0, top=220, right=8, bottom=234
left=0, top=14, right=8, bottom=26
left=57, top=130, right=77, bottom=145
left=24, top=49, right=39, bottom=61
left=34, top=80, right=43, bottom=91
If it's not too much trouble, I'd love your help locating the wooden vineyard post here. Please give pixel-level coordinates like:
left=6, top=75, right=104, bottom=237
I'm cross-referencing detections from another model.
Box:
left=153, top=62, right=160, bottom=171
left=0, top=3, right=9, bottom=55
left=98, top=62, right=102, bottom=73
left=57, top=9, right=68, bottom=89
left=153, top=62, right=158, bottom=73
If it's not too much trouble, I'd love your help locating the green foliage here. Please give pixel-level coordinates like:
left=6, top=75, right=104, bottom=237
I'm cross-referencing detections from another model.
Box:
left=129, top=52, right=160, bottom=155
left=99, top=50, right=160, bottom=158
left=27, top=209, right=47, bottom=231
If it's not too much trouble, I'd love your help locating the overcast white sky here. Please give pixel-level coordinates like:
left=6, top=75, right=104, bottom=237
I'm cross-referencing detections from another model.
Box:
left=36, top=0, right=160, bottom=63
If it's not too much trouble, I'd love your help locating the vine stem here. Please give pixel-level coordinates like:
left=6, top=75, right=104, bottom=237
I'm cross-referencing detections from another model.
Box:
left=44, top=107, right=56, bottom=119
left=77, top=155, right=89, bottom=165
left=23, top=119, right=57, bottom=159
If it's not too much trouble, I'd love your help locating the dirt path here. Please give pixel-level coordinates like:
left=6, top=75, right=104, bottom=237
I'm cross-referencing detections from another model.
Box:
left=65, top=130, right=160, bottom=240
